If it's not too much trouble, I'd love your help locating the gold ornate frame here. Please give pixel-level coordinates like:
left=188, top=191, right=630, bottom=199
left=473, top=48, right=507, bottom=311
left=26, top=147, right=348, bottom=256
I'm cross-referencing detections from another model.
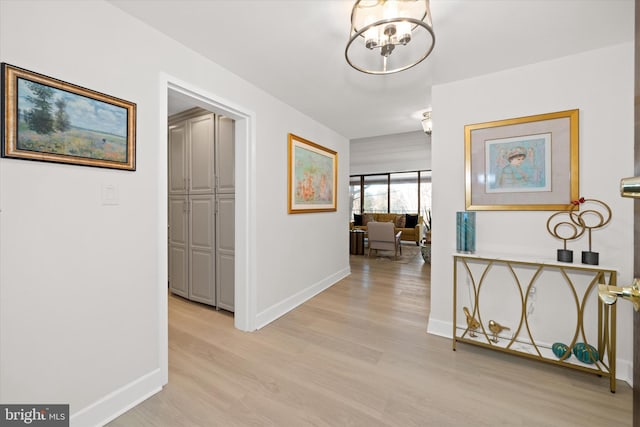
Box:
left=1, top=63, right=136, bottom=171
left=465, top=109, right=579, bottom=211
left=287, top=133, right=337, bottom=214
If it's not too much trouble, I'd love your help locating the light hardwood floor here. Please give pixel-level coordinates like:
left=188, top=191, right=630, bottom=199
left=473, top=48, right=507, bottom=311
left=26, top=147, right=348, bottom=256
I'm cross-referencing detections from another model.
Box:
left=108, top=245, right=632, bottom=426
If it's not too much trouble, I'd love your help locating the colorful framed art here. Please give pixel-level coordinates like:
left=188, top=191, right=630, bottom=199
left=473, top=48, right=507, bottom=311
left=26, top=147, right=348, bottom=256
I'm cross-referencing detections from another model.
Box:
left=1, top=63, right=136, bottom=171
left=465, top=109, right=579, bottom=211
left=288, top=133, right=337, bottom=213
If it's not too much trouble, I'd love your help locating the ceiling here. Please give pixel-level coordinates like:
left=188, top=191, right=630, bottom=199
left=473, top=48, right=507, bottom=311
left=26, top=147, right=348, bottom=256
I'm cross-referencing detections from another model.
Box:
left=108, top=0, right=633, bottom=140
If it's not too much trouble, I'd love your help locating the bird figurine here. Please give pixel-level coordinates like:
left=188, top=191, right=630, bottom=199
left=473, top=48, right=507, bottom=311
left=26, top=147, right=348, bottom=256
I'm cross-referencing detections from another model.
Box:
left=463, top=306, right=480, bottom=337
left=488, top=320, right=510, bottom=343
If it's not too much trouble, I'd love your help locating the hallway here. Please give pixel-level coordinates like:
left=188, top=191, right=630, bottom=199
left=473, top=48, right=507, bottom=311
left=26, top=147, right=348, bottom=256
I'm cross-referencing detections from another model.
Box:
left=109, top=248, right=632, bottom=426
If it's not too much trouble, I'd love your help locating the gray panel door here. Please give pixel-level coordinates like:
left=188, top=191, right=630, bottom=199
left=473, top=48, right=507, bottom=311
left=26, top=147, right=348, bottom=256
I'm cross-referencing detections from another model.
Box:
left=189, top=195, right=216, bottom=305
left=168, top=196, right=188, bottom=298
left=168, top=123, right=187, bottom=195
left=216, top=116, right=235, bottom=194
left=189, top=114, right=215, bottom=195
left=216, top=194, right=235, bottom=311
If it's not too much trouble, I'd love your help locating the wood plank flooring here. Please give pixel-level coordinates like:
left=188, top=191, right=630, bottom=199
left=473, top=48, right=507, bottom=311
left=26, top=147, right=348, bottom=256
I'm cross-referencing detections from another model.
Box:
left=108, top=246, right=632, bottom=426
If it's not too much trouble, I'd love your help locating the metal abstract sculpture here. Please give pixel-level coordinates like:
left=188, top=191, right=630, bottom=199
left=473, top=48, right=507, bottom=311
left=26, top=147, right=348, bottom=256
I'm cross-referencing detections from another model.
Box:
left=569, top=198, right=611, bottom=265
left=546, top=197, right=611, bottom=265
left=546, top=209, right=585, bottom=263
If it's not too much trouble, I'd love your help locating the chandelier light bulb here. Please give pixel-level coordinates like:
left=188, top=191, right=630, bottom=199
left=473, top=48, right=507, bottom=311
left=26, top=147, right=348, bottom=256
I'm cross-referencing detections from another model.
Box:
left=397, top=21, right=411, bottom=45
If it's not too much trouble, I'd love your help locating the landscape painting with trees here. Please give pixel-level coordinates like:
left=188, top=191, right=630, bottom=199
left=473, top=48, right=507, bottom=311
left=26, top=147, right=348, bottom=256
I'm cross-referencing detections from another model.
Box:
left=2, top=63, right=136, bottom=170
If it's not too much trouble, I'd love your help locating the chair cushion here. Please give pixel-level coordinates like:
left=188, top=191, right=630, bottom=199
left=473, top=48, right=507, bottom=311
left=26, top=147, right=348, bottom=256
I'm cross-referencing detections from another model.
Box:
left=353, top=213, right=363, bottom=226
left=394, top=215, right=406, bottom=228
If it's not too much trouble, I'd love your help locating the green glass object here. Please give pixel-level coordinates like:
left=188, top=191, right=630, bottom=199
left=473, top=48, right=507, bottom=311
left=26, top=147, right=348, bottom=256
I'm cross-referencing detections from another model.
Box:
left=572, top=342, right=599, bottom=364
left=456, top=211, right=476, bottom=253
left=552, top=342, right=570, bottom=360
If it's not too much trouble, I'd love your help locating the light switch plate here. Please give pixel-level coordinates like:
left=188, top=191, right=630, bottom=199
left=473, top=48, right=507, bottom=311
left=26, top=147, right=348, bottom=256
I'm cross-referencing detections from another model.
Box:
left=101, top=184, right=119, bottom=205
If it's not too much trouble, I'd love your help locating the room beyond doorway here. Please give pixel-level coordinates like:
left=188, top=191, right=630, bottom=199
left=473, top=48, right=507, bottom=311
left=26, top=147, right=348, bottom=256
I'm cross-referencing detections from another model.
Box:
left=167, top=108, right=236, bottom=311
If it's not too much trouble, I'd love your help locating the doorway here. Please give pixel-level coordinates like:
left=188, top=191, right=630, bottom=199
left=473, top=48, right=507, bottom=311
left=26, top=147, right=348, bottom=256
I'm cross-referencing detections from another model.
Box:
left=159, top=77, right=256, bottom=383
left=167, top=108, right=235, bottom=310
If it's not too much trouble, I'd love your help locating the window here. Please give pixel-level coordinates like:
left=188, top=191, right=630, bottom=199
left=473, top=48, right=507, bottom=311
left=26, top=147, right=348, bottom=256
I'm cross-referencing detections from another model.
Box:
left=420, top=171, right=432, bottom=230
left=363, top=174, right=388, bottom=213
left=349, top=176, right=361, bottom=214
left=390, top=172, right=418, bottom=213
left=350, top=170, right=431, bottom=221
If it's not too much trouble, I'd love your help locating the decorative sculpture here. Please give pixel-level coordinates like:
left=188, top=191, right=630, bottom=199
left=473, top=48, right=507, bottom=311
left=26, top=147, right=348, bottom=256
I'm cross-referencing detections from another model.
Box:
left=463, top=306, right=480, bottom=337
left=456, top=211, right=476, bottom=253
left=569, top=198, right=611, bottom=265
left=572, top=342, right=599, bottom=364
left=552, top=342, right=571, bottom=360
left=488, top=320, right=510, bottom=343
left=546, top=197, right=611, bottom=265
left=546, top=210, right=585, bottom=263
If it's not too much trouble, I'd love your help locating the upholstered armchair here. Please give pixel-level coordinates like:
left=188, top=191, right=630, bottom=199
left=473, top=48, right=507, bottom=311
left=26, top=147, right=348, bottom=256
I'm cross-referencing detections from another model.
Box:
left=367, top=221, right=402, bottom=259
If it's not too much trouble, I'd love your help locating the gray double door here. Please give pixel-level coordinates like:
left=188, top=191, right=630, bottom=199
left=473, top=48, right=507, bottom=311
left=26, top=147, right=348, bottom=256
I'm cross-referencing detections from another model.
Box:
left=168, top=110, right=235, bottom=311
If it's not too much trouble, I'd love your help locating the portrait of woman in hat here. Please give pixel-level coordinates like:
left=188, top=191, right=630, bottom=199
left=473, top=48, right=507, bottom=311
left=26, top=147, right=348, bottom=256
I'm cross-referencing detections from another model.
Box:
left=497, top=146, right=529, bottom=187
left=485, top=135, right=551, bottom=193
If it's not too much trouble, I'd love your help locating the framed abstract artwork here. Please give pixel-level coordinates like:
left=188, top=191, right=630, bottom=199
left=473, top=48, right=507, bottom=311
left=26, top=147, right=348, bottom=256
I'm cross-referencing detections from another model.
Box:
left=1, top=63, right=136, bottom=170
left=288, top=133, right=337, bottom=213
left=465, top=109, right=579, bottom=211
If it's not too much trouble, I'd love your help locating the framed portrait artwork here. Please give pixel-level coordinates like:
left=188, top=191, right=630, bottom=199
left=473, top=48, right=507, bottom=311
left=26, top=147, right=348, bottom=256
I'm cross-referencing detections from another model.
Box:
left=288, top=133, right=337, bottom=213
left=465, top=109, right=579, bottom=211
left=1, top=63, right=136, bottom=170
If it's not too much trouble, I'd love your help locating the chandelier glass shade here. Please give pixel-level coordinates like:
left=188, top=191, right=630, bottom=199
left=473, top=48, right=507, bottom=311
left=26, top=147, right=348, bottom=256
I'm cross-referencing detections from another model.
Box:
left=345, top=0, right=435, bottom=75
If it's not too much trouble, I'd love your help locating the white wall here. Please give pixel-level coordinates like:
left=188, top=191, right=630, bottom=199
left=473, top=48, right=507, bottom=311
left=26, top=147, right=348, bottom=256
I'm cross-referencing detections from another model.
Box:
left=0, top=1, right=350, bottom=425
left=350, top=130, right=431, bottom=175
left=429, top=43, right=636, bottom=383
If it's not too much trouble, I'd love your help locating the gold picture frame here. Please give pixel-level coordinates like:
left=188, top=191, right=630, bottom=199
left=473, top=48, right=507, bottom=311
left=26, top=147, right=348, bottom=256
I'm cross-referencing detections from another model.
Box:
left=465, top=109, right=579, bottom=211
left=288, top=133, right=337, bottom=213
left=1, top=63, right=136, bottom=170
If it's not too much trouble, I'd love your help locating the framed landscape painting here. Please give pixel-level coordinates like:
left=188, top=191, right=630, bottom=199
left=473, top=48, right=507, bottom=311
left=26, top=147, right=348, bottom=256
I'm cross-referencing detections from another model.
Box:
left=288, top=133, right=337, bottom=213
left=1, top=63, right=136, bottom=170
left=464, top=109, right=579, bottom=211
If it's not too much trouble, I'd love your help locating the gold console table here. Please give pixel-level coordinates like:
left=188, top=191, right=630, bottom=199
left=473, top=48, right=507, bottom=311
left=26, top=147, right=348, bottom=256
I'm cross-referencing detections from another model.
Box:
left=453, top=254, right=617, bottom=392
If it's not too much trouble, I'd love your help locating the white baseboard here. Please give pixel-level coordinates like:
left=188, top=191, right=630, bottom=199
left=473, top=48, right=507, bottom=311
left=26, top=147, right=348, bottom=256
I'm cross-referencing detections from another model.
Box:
left=617, top=359, right=634, bottom=388
left=255, top=267, right=351, bottom=330
left=70, top=369, right=162, bottom=427
left=427, top=317, right=633, bottom=386
left=426, top=316, right=452, bottom=339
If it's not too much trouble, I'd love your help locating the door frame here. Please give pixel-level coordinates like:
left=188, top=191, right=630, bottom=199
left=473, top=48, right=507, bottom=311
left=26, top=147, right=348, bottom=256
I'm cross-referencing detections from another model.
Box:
left=634, top=1, right=639, bottom=424
left=159, top=74, right=258, bottom=385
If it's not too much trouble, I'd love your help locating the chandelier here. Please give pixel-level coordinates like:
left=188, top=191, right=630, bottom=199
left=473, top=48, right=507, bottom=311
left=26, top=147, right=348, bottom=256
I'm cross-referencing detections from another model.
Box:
left=345, top=0, right=435, bottom=75
left=421, top=111, right=432, bottom=135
